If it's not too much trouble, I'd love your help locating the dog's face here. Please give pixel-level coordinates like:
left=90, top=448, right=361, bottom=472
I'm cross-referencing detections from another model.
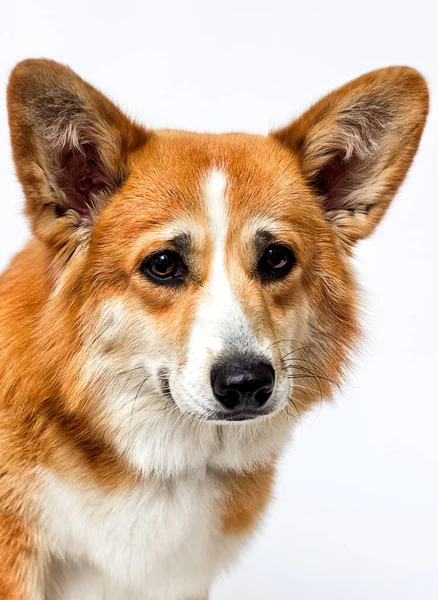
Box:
left=6, top=61, right=428, bottom=470
left=86, top=132, right=336, bottom=424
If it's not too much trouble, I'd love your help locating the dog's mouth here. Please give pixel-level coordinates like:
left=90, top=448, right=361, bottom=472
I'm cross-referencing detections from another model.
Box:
left=203, top=409, right=274, bottom=423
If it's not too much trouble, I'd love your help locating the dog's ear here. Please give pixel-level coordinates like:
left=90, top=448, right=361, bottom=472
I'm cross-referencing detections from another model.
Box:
left=7, top=59, right=147, bottom=248
left=271, top=67, right=429, bottom=248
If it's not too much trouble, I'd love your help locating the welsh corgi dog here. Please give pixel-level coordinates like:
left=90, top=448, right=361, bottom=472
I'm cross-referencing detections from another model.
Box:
left=0, top=59, right=428, bottom=599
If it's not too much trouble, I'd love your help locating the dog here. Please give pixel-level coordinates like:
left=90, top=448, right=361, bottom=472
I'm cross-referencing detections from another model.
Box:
left=0, top=59, right=428, bottom=599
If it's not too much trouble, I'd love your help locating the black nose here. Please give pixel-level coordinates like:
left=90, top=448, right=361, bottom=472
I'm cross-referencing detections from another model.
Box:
left=210, top=358, right=275, bottom=411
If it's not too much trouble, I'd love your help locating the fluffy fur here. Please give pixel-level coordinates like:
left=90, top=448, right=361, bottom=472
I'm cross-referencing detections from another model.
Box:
left=0, top=59, right=428, bottom=598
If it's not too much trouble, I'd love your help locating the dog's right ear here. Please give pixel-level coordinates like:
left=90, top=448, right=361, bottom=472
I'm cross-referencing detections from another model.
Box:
left=7, top=59, right=148, bottom=248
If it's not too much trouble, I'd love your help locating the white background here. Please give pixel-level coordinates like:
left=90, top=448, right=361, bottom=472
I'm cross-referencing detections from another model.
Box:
left=1, top=1, right=437, bottom=598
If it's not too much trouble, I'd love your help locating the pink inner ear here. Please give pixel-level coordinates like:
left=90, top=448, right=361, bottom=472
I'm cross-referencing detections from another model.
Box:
left=57, top=144, right=111, bottom=218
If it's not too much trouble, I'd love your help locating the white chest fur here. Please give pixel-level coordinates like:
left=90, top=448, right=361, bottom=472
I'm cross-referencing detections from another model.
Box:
left=41, top=469, right=242, bottom=600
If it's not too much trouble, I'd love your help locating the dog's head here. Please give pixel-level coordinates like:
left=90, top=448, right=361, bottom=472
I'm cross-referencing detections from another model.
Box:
left=7, top=60, right=428, bottom=472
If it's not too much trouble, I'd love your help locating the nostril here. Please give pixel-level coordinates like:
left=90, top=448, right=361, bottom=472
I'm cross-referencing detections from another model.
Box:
left=211, top=357, right=275, bottom=412
left=254, top=386, right=272, bottom=406
left=215, top=387, right=241, bottom=410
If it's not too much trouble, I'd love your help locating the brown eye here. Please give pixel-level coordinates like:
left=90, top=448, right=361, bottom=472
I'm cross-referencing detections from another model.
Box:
left=140, top=251, right=187, bottom=284
left=258, top=244, right=296, bottom=281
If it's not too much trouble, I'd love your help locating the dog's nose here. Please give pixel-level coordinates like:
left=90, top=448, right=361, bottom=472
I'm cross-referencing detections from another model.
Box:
left=210, top=358, right=275, bottom=411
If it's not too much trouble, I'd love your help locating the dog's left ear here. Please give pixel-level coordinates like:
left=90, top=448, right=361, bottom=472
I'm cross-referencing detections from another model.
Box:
left=271, top=67, right=429, bottom=248
left=7, top=59, right=148, bottom=248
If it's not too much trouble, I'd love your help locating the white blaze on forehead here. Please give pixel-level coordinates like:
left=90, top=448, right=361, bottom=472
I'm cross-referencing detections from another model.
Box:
left=199, top=170, right=268, bottom=358
left=204, top=168, right=229, bottom=245
left=201, top=168, right=237, bottom=354
left=198, top=167, right=256, bottom=356
left=171, top=168, right=269, bottom=416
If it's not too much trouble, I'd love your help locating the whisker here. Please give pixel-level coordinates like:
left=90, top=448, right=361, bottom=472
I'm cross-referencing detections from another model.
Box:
left=280, top=344, right=318, bottom=360
left=309, top=323, right=339, bottom=346
left=119, top=366, right=147, bottom=377
left=291, top=384, right=325, bottom=425
left=284, top=366, right=335, bottom=386
left=89, top=323, right=114, bottom=347
left=267, top=338, right=303, bottom=350
left=281, top=356, right=326, bottom=372
left=286, top=398, right=302, bottom=429
left=128, top=376, right=150, bottom=435
left=282, top=358, right=326, bottom=377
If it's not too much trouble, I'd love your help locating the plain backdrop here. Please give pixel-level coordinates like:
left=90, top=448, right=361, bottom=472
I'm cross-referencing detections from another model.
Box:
left=1, top=1, right=437, bottom=598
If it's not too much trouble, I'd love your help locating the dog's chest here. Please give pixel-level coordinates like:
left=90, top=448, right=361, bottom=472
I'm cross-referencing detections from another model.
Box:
left=41, top=470, right=239, bottom=599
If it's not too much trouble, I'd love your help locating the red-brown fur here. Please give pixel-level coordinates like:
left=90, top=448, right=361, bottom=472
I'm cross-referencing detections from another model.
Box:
left=0, top=59, right=428, bottom=597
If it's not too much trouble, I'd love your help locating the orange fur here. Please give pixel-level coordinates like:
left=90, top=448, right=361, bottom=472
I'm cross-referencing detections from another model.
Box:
left=221, top=465, right=276, bottom=535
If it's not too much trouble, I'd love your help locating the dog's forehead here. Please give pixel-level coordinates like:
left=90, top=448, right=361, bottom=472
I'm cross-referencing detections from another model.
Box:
left=115, top=130, right=310, bottom=234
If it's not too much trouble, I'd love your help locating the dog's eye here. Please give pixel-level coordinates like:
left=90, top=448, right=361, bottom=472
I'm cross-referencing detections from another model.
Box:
left=140, top=251, right=187, bottom=284
left=258, top=244, right=296, bottom=281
